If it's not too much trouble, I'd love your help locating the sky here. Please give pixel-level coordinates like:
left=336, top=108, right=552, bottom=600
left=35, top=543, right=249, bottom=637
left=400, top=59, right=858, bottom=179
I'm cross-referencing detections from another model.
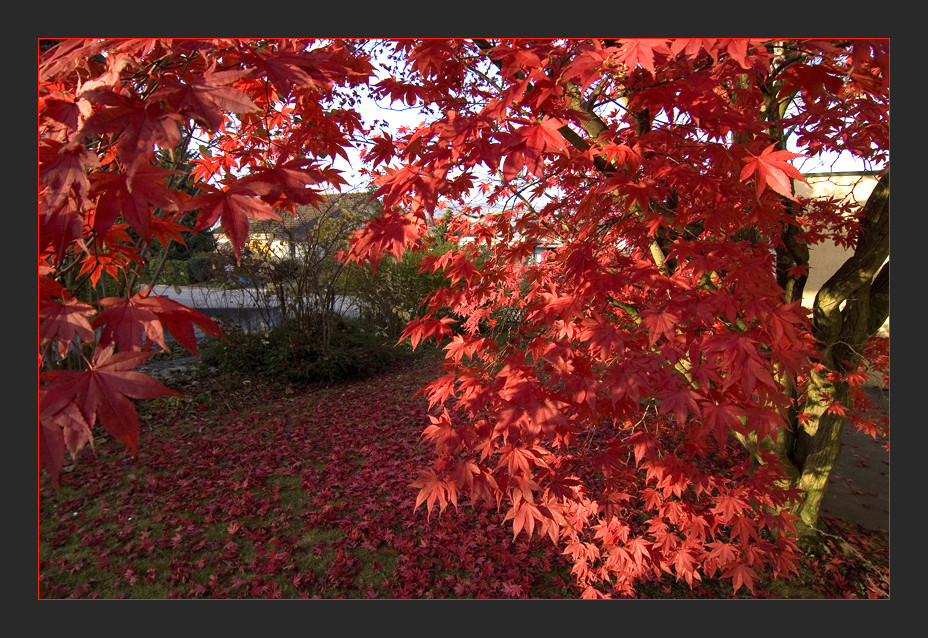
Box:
left=792, top=149, right=874, bottom=174
left=329, top=55, right=878, bottom=192
left=331, top=98, right=424, bottom=191
left=332, top=99, right=875, bottom=196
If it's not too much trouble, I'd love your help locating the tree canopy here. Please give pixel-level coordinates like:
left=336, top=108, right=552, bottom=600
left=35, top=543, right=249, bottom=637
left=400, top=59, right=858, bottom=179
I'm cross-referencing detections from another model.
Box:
left=39, top=38, right=889, bottom=598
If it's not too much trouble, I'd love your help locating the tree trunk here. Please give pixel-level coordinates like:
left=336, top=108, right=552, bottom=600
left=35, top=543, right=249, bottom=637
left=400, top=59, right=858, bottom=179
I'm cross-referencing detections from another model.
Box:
left=787, top=170, right=889, bottom=538
left=792, top=367, right=850, bottom=534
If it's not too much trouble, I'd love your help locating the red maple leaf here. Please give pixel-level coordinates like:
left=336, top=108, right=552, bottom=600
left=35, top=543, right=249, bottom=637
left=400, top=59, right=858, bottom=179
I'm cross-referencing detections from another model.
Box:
left=498, top=445, right=538, bottom=477
left=699, top=400, right=745, bottom=448
left=41, top=95, right=94, bottom=142
left=526, top=117, right=571, bottom=154
left=640, top=308, right=680, bottom=346
left=728, top=562, right=758, bottom=595
left=421, top=409, right=460, bottom=453
left=616, top=39, right=671, bottom=75
left=374, top=77, right=434, bottom=108
left=410, top=468, right=450, bottom=518
left=183, top=181, right=281, bottom=261
left=40, top=345, right=180, bottom=454
left=39, top=397, right=93, bottom=469
left=39, top=140, right=100, bottom=206
left=669, top=38, right=719, bottom=61
left=561, top=40, right=613, bottom=90
left=39, top=39, right=111, bottom=81
left=399, top=316, right=455, bottom=350
left=363, top=133, right=398, bottom=170
left=78, top=89, right=183, bottom=177
left=75, top=224, right=146, bottom=286
left=500, top=117, right=570, bottom=179
left=504, top=500, right=546, bottom=540
left=155, top=65, right=258, bottom=133
left=712, top=493, right=749, bottom=524
left=39, top=297, right=96, bottom=358
left=236, top=157, right=335, bottom=207
left=421, top=372, right=458, bottom=410
left=346, top=208, right=424, bottom=274
left=656, top=386, right=700, bottom=427
left=500, top=581, right=524, bottom=598
left=94, top=291, right=222, bottom=355
left=90, top=164, right=182, bottom=241
left=150, top=212, right=191, bottom=251
left=718, top=39, right=752, bottom=69
left=93, top=295, right=167, bottom=352
left=827, top=401, right=848, bottom=417
left=38, top=264, right=67, bottom=298
left=526, top=398, right=568, bottom=438
left=444, top=334, right=483, bottom=364
left=707, top=540, right=738, bottom=568
left=148, top=297, right=223, bottom=356
left=237, top=47, right=342, bottom=97
left=672, top=547, right=701, bottom=586
left=740, top=144, right=809, bottom=200
left=776, top=63, right=845, bottom=105
left=39, top=195, right=85, bottom=264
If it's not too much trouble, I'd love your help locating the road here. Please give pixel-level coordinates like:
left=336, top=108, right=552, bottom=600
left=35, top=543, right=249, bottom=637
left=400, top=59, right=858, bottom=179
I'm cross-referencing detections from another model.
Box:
left=149, top=284, right=360, bottom=335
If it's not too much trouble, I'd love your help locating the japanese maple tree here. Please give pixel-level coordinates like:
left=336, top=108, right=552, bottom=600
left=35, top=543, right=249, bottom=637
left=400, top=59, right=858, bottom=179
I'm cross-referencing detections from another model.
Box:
left=38, top=38, right=889, bottom=598
left=344, top=38, right=889, bottom=597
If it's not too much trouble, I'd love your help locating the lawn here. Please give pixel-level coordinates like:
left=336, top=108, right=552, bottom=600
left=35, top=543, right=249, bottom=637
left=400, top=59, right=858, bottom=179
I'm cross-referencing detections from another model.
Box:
left=38, top=354, right=889, bottom=599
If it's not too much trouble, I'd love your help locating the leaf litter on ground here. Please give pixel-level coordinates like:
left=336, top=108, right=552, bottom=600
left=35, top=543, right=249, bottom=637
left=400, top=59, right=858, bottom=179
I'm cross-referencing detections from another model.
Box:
left=39, top=356, right=889, bottom=599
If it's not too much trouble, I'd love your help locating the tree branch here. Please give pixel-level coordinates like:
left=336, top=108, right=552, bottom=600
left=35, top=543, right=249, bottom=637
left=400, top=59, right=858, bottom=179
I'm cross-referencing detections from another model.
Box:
left=813, top=170, right=889, bottom=343
left=868, top=261, right=889, bottom=336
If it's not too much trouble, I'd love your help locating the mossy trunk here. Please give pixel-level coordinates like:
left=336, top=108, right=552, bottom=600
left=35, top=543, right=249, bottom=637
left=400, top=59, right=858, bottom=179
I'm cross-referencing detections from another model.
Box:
left=791, top=368, right=851, bottom=535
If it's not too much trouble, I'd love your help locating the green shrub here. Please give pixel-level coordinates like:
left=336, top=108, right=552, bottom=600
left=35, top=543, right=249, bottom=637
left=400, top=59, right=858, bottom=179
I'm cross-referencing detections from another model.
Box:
left=345, top=248, right=450, bottom=340
left=155, top=259, right=192, bottom=286
left=201, top=316, right=427, bottom=385
left=187, top=254, right=213, bottom=283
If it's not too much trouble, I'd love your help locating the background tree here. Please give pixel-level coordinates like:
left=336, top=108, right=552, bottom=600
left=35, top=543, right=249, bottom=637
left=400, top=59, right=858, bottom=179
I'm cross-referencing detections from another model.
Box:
left=345, top=210, right=455, bottom=340
left=217, top=191, right=380, bottom=348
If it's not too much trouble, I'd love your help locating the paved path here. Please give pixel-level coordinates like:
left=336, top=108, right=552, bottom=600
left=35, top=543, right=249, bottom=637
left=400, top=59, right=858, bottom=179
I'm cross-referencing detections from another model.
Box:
left=150, top=284, right=360, bottom=317
left=820, top=387, right=890, bottom=533
left=150, top=284, right=272, bottom=309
